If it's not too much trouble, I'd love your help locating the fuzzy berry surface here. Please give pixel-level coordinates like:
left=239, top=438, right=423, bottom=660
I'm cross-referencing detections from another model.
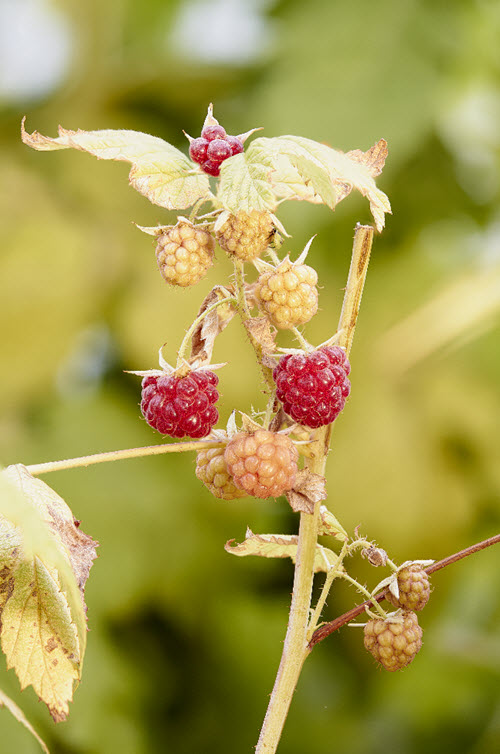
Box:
left=156, top=222, right=215, bottom=287
left=224, top=430, right=298, bottom=499
left=255, top=260, right=319, bottom=329
left=141, top=371, right=219, bottom=439
left=216, top=210, right=274, bottom=261
left=196, top=447, right=247, bottom=500
left=364, top=611, right=423, bottom=671
left=273, top=346, right=351, bottom=429
left=387, top=565, right=431, bottom=612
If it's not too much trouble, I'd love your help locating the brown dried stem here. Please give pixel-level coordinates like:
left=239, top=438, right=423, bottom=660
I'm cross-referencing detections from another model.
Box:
left=308, top=533, right=500, bottom=649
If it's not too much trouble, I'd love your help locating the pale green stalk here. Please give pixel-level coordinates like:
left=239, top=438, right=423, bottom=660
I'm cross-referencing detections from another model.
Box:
left=256, top=225, right=374, bottom=754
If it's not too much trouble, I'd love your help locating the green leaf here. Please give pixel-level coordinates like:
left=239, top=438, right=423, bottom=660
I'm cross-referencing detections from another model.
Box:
left=0, top=687, right=50, bottom=753
left=0, top=465, right=97, bottom=721
left=21, top=120, right=210, bottom=211
left=225, top=527, right=342, bottom=573
left=216, top=150, right=277, bottom=214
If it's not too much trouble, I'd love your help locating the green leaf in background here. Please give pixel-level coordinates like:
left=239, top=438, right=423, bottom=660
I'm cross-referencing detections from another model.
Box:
left=0, top=466, right=97, bottom=721
left=21, top=120, right=211, bottom=211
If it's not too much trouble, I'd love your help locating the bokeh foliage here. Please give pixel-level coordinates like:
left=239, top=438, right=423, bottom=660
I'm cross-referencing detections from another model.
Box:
left=0, top=0, right=499, bottom=752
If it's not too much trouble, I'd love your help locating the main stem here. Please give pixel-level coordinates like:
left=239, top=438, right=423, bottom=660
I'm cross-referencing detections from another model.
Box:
left=256, top=225, right=374, bottom=753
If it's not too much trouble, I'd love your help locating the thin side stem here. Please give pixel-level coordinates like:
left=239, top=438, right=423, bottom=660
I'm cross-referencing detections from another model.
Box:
left=308, top=533, right=500, bottom=649
left=256, top=225, right=375, bottom=753
left=25, top=440, right=224, bottom=476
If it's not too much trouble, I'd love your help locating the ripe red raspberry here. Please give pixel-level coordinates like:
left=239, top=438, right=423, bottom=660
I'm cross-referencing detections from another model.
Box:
left=255, top=258, right=319, bottom=329
left=141, top=370, right=219, bottom=439
left=155, top=220, right=215, bottom=287
left=364, top=611, right=423, bottom=671
left=195, top=446, right=247, bottom=500
left=215, top=210, right=274, bottom=261
left=387, top=565, right=431, bottom=612
left=202, top=159, right=221, bottom=177
left=224, top=430, right=298, bottom=499
left=273, top=346, right=351, bottom=428
left=189, top=137, right=209, bottom=164
left=202, top=124, right=227, bottom=141
left=207, top=139, right=232, bottom=162
left=226, top=135, right=244, bottom=155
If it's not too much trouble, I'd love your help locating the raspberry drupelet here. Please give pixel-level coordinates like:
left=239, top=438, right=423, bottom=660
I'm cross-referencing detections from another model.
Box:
left=141, top=371, right=219, bottom=439
left=273, top=346, right=351, bottom=429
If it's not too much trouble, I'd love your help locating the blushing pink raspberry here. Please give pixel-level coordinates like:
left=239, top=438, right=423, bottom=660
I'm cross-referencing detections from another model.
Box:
left=273, top=346, right=351, bottom=428
left=141, top=371, right=219, bottom=439
left=224, top=430, right=298, bottom=499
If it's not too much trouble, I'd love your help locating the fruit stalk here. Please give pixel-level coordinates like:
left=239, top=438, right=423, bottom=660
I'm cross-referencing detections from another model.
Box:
left=256, top=225, right=374, bottom=753
left=25, top=439, right=224, bottom=476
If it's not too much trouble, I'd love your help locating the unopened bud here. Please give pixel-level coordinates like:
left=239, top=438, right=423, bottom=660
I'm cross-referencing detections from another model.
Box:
left=362, top=546, right=388, bottom=567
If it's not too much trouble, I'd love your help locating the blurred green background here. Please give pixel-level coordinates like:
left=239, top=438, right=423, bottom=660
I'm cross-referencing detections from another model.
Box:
left=1, top=0, right=499, bottom=752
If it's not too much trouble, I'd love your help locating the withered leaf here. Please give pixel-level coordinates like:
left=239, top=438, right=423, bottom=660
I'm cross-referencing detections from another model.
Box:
left=0, top=465, right=97, bottom=722
left=21, top=119, right=210, bottom=211
left=286, top=469, right=327, bottom=514
left=190, top=285, right=236, bottom=365
left=244, top=316, right=277, bottom=356
left=225, top=527, right=341, bottom=573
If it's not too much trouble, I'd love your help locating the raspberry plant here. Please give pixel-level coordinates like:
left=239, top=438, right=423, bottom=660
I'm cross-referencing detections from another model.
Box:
left=0, top=104, right=497, bottom=753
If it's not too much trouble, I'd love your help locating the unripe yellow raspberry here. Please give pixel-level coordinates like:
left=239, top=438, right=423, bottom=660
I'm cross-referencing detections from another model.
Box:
left=156, top=220, right=215, bottom=287
left=387, top=564, right=431, bottom=612
left=255, top=258, right=318, bottom=329
left=195, top=447, right=247, bottom=500
left=364, top=611, right=423, bottom=671
left=215, top=210, right=274, bottom=261
left=224, top=430, right=298, bottom=499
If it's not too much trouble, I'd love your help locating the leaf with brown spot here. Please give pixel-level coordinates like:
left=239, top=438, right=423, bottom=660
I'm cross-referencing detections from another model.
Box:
left=0, top=466, right=97, bottom=722
left=225, top=527, right=341, bottom=573
left=190, top=285, right=236, bottom=365
left=286, top=469, right=327, bottom=514
left=318, top=506, right=349, bottom=542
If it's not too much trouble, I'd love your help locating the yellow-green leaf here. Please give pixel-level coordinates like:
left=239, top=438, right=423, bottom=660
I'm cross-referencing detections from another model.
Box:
left=21, top=119, right=210, bottom=211
left=217, top=150, right=277, bottom=214
left=225, top=527, right=341, bottom=573
left=251, top=135, right=392, bottom=231
left=0, top=466, right=97, bottom=721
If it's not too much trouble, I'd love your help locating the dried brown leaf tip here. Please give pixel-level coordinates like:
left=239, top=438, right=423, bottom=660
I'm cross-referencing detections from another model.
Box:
left=244, top=316, right=277, bottom=355
left=286, top=469, right=327, bottom=514
left=190, top=285, right=236, bottom=364
left=346, top=138, right=389, bottom=178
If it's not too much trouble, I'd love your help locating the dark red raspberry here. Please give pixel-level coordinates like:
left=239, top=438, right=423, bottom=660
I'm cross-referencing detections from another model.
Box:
left=189, top=137, right=209, bottom=164
left=141, top=370, right=219, bottom=439
left=202, top=159, right=221, bottom=177
left=207, top=138, right=232, bottom=162
left=201, top=124, right=227, bottom=141
left=226, top=135, right=244, bottom=155
left=273, top=346, right=351, bottom=428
